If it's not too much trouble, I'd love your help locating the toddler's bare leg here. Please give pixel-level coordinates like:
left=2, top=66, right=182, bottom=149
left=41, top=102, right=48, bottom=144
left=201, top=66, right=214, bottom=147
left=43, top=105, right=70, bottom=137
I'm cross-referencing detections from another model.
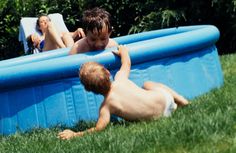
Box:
left=143, top=81, right=189, bottom=106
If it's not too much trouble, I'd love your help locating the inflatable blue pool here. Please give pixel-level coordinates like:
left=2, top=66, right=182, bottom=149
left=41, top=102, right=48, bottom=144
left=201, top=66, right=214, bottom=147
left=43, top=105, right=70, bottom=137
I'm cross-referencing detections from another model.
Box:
left=0, top=25, right=223, bottom=135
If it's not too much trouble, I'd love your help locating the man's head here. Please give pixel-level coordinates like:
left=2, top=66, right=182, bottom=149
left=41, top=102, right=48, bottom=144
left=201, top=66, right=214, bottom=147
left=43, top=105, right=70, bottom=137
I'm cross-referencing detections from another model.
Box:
left=82, top=7, right=112, bottom=51
left=79, top=62, right=111, bottom=95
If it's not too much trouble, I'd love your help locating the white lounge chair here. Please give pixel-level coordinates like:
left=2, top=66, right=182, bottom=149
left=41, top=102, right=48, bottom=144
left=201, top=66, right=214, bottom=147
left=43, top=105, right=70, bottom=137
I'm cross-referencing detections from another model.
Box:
left=18, top=13, right=69, bottom=54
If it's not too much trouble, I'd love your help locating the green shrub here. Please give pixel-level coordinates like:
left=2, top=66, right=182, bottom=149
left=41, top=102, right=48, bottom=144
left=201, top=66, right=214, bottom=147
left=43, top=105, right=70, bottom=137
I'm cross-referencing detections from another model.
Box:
left=0, top=0, right=236, bottom=60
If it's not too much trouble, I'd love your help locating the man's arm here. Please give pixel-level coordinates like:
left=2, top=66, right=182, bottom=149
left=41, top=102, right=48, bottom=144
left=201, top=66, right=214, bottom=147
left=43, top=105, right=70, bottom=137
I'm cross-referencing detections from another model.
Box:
left=108, top=38, right=119, bottom=48
left=58, top=103, right=110, bottom=140
left=114, top=45, right=131, bottom=80
left=70, top=28, right=85, bottom=41
left=69, top=41, right=79, bottom=55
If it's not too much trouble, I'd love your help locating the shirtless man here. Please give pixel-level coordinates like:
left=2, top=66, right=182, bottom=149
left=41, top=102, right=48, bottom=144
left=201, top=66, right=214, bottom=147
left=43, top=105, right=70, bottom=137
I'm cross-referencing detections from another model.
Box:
left=69, top=7, right=118, bottom=54
left=58, top=45, right=189, bottom=140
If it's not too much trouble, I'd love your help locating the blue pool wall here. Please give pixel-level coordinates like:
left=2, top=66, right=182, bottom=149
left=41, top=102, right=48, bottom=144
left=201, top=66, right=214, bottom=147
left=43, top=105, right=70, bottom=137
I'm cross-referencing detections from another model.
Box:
left=0, top=25, right=223, bottom=135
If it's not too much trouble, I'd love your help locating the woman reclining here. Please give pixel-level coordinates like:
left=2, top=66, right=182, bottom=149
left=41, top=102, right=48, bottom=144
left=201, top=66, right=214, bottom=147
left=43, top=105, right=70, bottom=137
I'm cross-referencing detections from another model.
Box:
left=27, top=15, right=85, bottom=53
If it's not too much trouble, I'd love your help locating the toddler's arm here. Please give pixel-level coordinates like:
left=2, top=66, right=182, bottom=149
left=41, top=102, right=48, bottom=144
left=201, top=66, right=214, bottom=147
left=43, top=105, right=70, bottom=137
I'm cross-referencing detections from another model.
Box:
left=58, top=103, right=110, bottom=140
left=114, top=45, right=131, bottom=80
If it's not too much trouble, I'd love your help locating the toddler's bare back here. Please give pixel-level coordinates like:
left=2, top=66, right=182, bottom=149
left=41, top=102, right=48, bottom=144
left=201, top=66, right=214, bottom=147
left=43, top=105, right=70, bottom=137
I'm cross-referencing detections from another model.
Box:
left=105, top=79, right=167, bottom=121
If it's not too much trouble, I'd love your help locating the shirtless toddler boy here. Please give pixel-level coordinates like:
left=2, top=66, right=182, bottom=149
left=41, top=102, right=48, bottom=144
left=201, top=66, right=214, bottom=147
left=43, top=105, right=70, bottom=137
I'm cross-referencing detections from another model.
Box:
left=59, top=45, right=188, bottom=140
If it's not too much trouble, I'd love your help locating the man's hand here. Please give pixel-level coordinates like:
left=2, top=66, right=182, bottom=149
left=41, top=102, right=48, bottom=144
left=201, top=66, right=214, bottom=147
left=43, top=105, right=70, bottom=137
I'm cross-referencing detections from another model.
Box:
left=112, top=48, right=120, bottom=56
left=76, top=28, right=85, bottom=38
left=58, top=129, right=83, bottom=140
left=112, top=45, right=128, bottom=56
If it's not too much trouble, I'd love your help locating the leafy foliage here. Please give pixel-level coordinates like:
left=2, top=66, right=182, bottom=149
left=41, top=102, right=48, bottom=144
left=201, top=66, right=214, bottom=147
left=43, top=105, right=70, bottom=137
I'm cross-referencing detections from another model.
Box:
left=0, top=0, right=236, bottom=60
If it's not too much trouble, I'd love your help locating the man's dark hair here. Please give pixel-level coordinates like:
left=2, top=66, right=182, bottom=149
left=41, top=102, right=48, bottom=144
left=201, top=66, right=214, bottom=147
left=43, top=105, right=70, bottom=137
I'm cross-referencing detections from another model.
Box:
left=82, top=7, right=112, bottom=34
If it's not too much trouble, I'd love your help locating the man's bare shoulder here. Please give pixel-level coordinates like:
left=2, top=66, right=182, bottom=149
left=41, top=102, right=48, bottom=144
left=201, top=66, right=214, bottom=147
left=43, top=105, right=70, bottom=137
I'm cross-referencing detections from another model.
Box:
left=74, top=38, right=90, bottom=53
left=108, top=38, right=118, bottom=48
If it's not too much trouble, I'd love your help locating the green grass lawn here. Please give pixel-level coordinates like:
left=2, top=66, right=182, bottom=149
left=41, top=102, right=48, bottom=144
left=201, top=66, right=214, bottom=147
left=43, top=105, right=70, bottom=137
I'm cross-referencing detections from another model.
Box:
left=0, top=53, right=236, bottom=153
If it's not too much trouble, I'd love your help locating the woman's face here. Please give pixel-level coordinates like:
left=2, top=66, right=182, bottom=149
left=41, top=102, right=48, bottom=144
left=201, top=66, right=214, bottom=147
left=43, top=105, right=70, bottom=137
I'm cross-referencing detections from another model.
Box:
left=38, top=16, right=49, bottom=32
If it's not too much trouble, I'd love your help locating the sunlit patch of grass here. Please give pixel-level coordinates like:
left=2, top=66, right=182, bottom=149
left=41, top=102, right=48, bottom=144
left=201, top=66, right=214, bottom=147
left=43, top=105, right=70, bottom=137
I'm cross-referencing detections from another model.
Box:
left=0, top=53, right=236, bottom=153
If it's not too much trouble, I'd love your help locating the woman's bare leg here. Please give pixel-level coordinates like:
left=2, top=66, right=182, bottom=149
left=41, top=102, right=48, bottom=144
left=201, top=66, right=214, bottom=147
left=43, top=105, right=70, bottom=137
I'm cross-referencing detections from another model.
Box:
left=43, top=22, right=66, bottom=51
left=61, top=32, right=74, bottom=47
left=143, top=81, right=189, bottom=106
